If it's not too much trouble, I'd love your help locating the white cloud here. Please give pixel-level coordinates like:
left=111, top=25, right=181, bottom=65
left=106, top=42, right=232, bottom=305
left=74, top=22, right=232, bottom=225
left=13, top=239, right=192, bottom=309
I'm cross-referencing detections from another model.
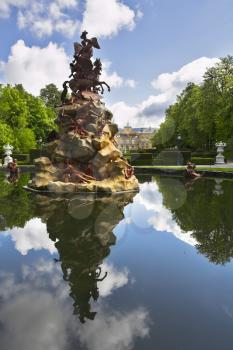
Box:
left=81, top=0, right=137, bottom=37
left=0, top=259, right=72, bottom=350
left=4, top=218, right=57, bottom=255
left=1, top=0, right=141, bottom=38
left=102, top=60, right=136, bottom=89
left=1, top=40, right=70, bottom=95
left=132, top=182, right=197, bottom=247
left=152, top=56, right=220, bottom=92
left=0, top=0, right=28, bottom=18
left=0, top=257, right=150, bottom=350
left=110, top=57, right=219, bottom=128
left=98, top=262, right=131, bottom=297
left=125, top=79, right=137, bottom=88
left=55, top=0, right=77, bottom=9
left=17, top=0, right=80, bottom=38
left=78, top=307, right=150, bottom=350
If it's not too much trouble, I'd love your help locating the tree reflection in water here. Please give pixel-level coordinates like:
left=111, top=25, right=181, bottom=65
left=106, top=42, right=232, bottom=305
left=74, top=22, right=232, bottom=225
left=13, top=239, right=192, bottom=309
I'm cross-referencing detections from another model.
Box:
left=33, top=192, right=136, bottom=323
left=0, top=173, right=34, bottom=230
left=155, top=176, right=233, bottom=265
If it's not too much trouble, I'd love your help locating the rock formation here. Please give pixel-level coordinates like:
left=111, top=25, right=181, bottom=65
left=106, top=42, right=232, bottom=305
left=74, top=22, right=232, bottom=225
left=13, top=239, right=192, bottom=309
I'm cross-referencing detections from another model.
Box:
left=28, top=31, right=138, bottom=194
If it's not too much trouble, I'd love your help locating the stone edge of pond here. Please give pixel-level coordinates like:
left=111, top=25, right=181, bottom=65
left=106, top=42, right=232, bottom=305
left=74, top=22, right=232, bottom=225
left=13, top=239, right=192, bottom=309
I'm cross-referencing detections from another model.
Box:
left=1, top=165, right=233, bottom=179
left=134, top=167, right=233, bottom=178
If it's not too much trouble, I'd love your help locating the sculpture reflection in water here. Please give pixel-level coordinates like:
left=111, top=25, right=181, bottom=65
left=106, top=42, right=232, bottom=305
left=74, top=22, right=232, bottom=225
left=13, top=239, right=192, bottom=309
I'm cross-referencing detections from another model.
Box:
left=155, top=176, right=233, bottom=265
left=34, top=191, right=136, bottom=323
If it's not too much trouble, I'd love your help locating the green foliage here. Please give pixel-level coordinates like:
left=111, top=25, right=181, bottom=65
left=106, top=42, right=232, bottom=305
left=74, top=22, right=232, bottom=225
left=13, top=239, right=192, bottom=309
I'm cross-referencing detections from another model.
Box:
left=130, top=153, right=153, bottom=165
left=156, top=176, right=233, bottom=264
left=131, top=153, right=153, bottom=161
left=191, top=157, right=215, bottom=165
left=0, top=174, right=34, bottom=230
left=0, top=84, right=57, bottom=154
left=152, top=56, right=233, bottom=156
left=131, top=159, right=153, bottom=166
left=0, top=122, right=14, bottom=150
left=40, top=83, right=61, bottom=109
left=191, top=151, right=216, bottom=157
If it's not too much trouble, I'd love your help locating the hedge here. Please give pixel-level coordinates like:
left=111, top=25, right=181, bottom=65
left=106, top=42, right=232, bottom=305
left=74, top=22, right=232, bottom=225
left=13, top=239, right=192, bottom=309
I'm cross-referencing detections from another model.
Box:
left=155, top=150, right=191, bottom=165
left=191, top=151, right=216, bottom=158
left=29, top=149, right=49, bottom=164
left=1, top=153, right=30, bottom=164
left=130, top=153, right=153, bottom=162
left=191, top=157, right=215, bottom=165
left=131, top=159, right=153, bottom=166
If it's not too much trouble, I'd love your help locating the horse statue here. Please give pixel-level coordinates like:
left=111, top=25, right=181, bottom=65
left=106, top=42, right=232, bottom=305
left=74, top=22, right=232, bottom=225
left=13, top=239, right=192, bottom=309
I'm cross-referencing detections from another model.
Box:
left=61, top=57, right=110, bottom=103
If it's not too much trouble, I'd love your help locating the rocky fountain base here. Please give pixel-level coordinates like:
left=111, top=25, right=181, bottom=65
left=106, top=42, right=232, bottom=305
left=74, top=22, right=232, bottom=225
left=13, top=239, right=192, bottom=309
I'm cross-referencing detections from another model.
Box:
left=28, top=97, right=139, bottom=194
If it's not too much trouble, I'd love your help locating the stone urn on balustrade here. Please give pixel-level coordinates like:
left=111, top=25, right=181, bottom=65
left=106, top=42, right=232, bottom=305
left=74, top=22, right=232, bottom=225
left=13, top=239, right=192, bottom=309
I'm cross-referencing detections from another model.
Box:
left=3, top=144, right=14, bottom=166
left=215, top=141, right=226, bottom=165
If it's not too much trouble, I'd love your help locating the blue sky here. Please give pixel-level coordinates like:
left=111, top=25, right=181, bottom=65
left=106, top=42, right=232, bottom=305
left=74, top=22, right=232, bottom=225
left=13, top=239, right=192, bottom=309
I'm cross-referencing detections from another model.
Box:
left=0, top=0, right=232, bottom=127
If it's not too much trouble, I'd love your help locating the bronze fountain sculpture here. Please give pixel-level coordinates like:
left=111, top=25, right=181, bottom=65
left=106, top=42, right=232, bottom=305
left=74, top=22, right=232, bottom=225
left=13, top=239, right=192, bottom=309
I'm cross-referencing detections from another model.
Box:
left=28, top=31, right=139, bottom=194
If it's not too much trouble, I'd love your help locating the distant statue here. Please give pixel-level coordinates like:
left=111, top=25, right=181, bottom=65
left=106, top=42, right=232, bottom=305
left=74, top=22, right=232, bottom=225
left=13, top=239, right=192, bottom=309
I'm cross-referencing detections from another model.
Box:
left=61, top=31, right=110, bottom=103
left=185, top=162, right=202, bottom=179
left=7, top=159, right=20, bottom=183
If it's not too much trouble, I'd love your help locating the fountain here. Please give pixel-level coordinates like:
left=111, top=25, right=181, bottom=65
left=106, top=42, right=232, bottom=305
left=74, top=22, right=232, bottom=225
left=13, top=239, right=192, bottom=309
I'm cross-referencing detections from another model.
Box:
left=28, top=31, right=138, bottom=194
left=3, top=144, right=13, bottom=166
left=215, top=141, right=226, bottom=165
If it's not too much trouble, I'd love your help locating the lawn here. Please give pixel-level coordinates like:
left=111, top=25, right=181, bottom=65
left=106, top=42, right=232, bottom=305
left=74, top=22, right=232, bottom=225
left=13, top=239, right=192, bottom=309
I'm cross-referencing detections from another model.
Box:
left=135, top=165, right=233, bottom=172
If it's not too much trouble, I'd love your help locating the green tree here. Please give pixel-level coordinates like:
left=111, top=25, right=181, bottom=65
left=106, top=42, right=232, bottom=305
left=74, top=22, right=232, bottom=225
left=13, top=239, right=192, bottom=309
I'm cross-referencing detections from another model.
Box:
left=153, top=56, right=233, bottom=152
left=0, top=84, right=57, bottom=153
left=0, top=123, right=14, bottom=150
left=25, top=93, right=56, bottom=142
left=40, top=83, right=61, bottom=109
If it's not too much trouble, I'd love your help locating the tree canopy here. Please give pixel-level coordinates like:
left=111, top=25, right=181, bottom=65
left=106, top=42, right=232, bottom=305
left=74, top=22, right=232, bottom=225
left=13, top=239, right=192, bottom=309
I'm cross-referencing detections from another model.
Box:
left=0, top=84, right=57, bottom=153
left=153, top=56, right=233, bottom=151
left=40, top=83, right=61, bottom=109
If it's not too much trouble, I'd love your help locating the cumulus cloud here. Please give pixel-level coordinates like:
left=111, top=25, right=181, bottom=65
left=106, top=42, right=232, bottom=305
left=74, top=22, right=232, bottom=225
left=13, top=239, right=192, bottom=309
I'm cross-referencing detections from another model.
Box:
left=81, top=0, right=137, bottom=38
left=102, top=60, right=136, bottom=89
left=78, top=307, right=150, bottom=350
left=110, top=57, right=219, bottom=128
left=1, top=0, right=80, bottom=38
left=152, top=57, right=220, bottom=92
left=0, top=257, right=150, bottom=350
left=130, top=182, right=197, bottom=247
left=98, top=262, right=131, bottom=297
left=110, top=93, right=167, bottom=128
left=0, top=40, right=70, bottom=95
left=0, top=0, right=28, bottom=18
left=4, top=218, right=57, bottom=255
left=1, top=0, right=141, bottom=38
left=0, top=259, right=72, bottom=350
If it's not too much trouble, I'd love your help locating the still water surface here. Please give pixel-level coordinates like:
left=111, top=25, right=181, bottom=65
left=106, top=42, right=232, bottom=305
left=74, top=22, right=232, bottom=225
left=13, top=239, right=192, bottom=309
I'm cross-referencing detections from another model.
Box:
left=1, top=174, right=233, bottom=350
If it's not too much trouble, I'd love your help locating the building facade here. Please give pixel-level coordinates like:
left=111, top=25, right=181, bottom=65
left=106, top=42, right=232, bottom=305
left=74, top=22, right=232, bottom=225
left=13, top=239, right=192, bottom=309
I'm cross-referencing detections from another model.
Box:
left=115, top=125, right=156, bottom=151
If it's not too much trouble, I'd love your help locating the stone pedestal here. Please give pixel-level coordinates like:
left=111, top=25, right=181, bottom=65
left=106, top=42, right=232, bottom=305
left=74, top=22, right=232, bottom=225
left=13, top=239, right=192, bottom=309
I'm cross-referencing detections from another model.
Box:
left=215, top=142, right=226, bottom=165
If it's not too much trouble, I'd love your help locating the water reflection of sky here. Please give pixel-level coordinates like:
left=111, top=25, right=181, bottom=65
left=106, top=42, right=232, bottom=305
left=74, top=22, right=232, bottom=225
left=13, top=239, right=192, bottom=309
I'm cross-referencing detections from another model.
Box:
left=1, top=177, right=233, bottom=349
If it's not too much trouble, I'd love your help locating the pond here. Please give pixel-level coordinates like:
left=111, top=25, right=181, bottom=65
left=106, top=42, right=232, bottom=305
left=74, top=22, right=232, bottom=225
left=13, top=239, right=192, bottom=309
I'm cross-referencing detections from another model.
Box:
left=1, top=173, right=233, bottom=350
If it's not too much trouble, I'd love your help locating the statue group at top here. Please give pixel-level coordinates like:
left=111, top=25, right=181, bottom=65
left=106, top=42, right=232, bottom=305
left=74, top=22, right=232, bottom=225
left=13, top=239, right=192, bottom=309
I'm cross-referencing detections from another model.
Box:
left=28, top=31, right=139, bottom=194
left=61, top=31, right=110, bottom=103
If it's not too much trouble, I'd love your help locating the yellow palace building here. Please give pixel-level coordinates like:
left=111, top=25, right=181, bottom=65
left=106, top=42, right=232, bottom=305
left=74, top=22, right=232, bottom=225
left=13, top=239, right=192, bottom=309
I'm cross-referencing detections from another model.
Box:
left=115, top=124, right=157, bottom=151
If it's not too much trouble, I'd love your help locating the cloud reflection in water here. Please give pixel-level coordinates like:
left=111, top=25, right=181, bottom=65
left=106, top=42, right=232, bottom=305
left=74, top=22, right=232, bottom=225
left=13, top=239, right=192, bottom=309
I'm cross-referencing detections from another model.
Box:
left=0, top=257, right=150, bottom=350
